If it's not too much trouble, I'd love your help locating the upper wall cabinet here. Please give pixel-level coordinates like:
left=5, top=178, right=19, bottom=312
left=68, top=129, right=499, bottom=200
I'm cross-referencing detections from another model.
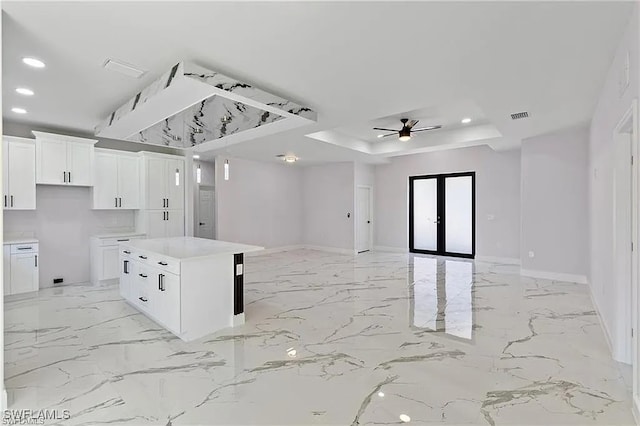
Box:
left=92, top=149, right=140, bottom=209
left=33, top=131, right=97, bottom=186
left=141, top=153, right=185, bottom=210
left=3, top=136, right=36, bottom=210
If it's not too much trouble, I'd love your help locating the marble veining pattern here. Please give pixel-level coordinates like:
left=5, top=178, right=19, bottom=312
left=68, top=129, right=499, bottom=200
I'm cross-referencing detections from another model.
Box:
left=4, top=250, right=633, bottom=425
left=127, top=95, right=285, bottom=147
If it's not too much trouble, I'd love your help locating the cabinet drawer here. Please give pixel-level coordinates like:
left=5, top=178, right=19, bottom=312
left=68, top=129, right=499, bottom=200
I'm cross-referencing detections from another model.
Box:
left=11, top=243, right=38, bottom=254
left=101, top=236, right=143, bottom=247
left=148, top=254, right=180, bottom=275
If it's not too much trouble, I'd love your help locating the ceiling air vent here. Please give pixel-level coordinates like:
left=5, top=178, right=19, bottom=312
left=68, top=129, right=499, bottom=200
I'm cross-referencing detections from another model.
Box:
left=510, top=111, right=529, bottom=120
left=103, top=58, right=146, bottom=79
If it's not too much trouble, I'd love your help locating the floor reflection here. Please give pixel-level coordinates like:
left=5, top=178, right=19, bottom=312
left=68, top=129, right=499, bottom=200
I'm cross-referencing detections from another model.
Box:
left=409, top=255, right=475, bottom=340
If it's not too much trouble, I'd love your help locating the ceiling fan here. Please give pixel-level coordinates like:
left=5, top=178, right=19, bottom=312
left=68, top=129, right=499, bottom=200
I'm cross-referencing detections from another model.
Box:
left=374, top=118, right=442, bottom=141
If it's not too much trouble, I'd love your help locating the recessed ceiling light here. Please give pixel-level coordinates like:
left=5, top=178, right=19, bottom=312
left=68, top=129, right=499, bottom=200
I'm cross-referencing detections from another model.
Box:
left=461, top=118, right=472, bottom=124
left=377, top=134, right=384, bottom=138
left=284, top=155, right=298, bottom=163
left=377, top=391, right=385, bottom=397
left=11, top=107, right=27, bottom=114
left=16, top=87, right=34, bottom=96
left=399, top=414, right=411, bottom=423
left=193, top=154, right=200, bottom=159
left=22, top=57, right=45, bottom=68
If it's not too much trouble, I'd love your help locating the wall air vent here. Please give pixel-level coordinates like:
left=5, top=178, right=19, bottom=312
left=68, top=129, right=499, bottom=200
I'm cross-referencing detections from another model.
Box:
left=510, top=111, right=529, bottom=120
left=103, top=58, right=147, bottom=79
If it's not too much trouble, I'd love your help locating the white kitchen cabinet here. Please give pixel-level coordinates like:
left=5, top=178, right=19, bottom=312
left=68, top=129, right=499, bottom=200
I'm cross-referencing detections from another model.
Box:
left=90, top=232, right=145, bottom=284
left=119, top=237, right=262, bottom=341
left=3, top=137, right=36, bottom=210
left=3, top=245, right=10, bottom=296
left=142, top=154, right=184, bottom=210
left=3, top=240, right=39, bottom=295
left=92, top=149, right=140, bottom=209
left=144, top=210, right=184, bottom=238
left=33, top=131, right=97, bottom=186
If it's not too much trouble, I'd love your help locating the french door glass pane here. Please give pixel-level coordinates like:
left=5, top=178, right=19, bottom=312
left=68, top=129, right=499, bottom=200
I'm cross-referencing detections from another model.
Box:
left=413, top=178, right=438, bottom=251
left=445, top=176, right=473, bottom=254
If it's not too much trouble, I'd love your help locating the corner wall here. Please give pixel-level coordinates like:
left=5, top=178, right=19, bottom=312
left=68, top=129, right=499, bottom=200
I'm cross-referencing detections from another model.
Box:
left=520, top=125, right=589, bottom=282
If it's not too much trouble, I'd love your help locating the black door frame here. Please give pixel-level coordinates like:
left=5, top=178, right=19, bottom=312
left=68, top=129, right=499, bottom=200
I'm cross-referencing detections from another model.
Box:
left=409, top=172, right=476, bottom=259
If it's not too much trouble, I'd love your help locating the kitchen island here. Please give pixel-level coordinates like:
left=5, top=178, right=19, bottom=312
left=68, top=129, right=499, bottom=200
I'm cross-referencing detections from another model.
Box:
left=119, top=237, right=263, bottom=341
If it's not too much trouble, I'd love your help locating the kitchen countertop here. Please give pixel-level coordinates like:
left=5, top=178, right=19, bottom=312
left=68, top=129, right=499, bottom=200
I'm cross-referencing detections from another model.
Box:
left=121, top=237, right=263, bottom=260
left=3, top=237, right=39, bottom=245
left=92, top=231, right=146, bottom=239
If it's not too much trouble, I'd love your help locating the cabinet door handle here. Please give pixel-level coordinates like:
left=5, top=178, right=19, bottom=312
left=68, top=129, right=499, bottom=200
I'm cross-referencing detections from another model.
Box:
left=34, top=255, right=38, bottom=267
left=139, top=297, right=147, bottom=303
left=117, top=239, right=129, bottom=242
left=63, top=171, right=66, bottom=183
left=139, top=273, right=147, bottom=278
left=166, top=198, right=169, bottom=208
left=119, top=197, right=122, bottom=208
left=123, top=250, right=131, bottom=254
left=166, top=211, right=169, bottom=221
left=68, top=171, right=71, bottom=183
left=10, top=195, right=13, bottom=207
left=138, top=255, right=147, bottom=260
left=17, top=247, right=32, bottom=250
left=159, top=274, right=165, bottom=291
left=4, top=196, right=6, bottom=207
left=115, top=197, right=118, bottom=207
left=158, top=261, right=168, bottom=266
left=124, top=260, right=129, bottom=274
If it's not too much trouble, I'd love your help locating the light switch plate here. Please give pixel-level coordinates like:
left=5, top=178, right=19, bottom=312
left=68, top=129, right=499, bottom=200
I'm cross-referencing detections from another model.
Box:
left=236, top=264, right=243, bottom=275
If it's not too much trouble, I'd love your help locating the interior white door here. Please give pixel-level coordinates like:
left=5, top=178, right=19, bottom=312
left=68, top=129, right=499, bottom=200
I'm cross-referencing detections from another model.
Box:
left=146, top=157, right=167, bottom=210
left=10, top=253, right=38, bottom=294
left=37, top=139, right=67, bottom=184
left=7, top=141, right=36, bottom=209
left=67, top=141, right=93, bottom=186
left=3, top=245, right=11, bottom=295
left=118, top=155, right=140, bottom=209
left=166, top=210, right=184, bottom=237
left=166, top=159, right=184, bottom=210
left=412, top=178, right=438, bottom=251
left=196, top=188, right=215, bottom=239
left=356, top=186, right=371, bottom=253
left=93, top=152, right=119, bottom=209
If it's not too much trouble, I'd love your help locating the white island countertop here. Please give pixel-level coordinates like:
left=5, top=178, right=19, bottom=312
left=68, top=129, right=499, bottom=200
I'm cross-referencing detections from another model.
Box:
left=121, top=237, right=263, bottom=260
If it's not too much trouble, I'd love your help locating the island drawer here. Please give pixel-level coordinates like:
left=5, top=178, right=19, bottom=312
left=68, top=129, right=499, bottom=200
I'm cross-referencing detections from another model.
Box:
left=148, top=254, right=180, bottom=275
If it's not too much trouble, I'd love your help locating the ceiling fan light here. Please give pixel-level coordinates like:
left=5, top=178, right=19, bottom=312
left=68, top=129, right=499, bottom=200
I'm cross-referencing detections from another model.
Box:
left=398, top=128, right=412, bottom=141
left=398, top=135, right=411, bottom=142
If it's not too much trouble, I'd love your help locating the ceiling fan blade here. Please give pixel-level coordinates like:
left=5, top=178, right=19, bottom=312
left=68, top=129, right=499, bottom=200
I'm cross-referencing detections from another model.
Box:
left=373, top=127, right=399, bottom=132
left=411, top=125, right=442, bottom=132
left=407, top=119, right=419, bottom=129
left=381, top=133, right=397, bottom=138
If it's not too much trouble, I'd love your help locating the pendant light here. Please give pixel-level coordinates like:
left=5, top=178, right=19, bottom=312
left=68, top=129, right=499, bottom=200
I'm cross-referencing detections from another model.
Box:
left=224, top=159, right=230, bottom=181
left=196, top=164, right=202, bottom=184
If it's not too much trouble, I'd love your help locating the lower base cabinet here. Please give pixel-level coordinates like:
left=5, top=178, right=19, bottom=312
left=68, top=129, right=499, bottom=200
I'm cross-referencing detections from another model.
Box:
left=3, top=242, right=39, bottom=295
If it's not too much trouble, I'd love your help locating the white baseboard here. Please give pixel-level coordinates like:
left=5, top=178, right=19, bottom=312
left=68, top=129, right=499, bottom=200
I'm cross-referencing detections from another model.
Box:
left=245, top=245, right=305, bottom=257
left=373, top=245, right=408, bottom=253
left=633, top=394, right=640, bottom=426
left=302, top=245, right=355, bottom=255
left=475, top=256, right=521, bottom=265
left=520, top=268, right=588, bottom=284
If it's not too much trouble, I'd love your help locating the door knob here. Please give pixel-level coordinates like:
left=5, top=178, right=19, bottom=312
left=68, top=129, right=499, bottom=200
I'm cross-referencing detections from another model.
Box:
left=367, top=220, right=371, bottom=223
left=199, top=222, right=205, bottom=225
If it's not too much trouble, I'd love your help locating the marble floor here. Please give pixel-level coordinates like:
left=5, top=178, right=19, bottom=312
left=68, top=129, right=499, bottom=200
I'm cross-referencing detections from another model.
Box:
left=4, top=249, right=635, bottom=425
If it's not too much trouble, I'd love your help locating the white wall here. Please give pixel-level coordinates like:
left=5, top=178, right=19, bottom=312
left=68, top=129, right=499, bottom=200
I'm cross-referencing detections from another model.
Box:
left=215, top=156, right=303, bottom=248
left=374, top=145, right=521, bottom=260
left=589, top=5, right=639, bottom=362
left=4, top=186, right=134, bottom=287
left=302, top=163, right=355, bottom=251
left=520, top=126, right=589, bottom=280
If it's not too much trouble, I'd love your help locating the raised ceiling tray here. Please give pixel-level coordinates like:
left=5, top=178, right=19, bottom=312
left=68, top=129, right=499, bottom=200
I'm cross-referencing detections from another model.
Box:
left=95, top=62, right=317, bottom=150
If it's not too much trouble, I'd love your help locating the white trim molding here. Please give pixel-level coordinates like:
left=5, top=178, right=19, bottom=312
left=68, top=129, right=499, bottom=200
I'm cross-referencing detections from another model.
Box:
left=303, top=245, right=355, bottom=255
left=373, top=245, right=409, bottom=253
left=244, top=245, right=305, bottom=257
left=475, top=256, right=521, bottom=265
left=520, top=268, right=588, bottom=284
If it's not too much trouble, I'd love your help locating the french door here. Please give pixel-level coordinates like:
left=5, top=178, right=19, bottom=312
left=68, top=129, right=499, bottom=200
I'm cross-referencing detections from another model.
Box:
left=409, top=172, right=475, bottom=258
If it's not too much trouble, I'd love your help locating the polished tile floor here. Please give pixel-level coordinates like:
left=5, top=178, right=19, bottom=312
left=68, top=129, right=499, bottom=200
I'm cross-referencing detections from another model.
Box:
left=4, top=249, right=634, bottom=425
